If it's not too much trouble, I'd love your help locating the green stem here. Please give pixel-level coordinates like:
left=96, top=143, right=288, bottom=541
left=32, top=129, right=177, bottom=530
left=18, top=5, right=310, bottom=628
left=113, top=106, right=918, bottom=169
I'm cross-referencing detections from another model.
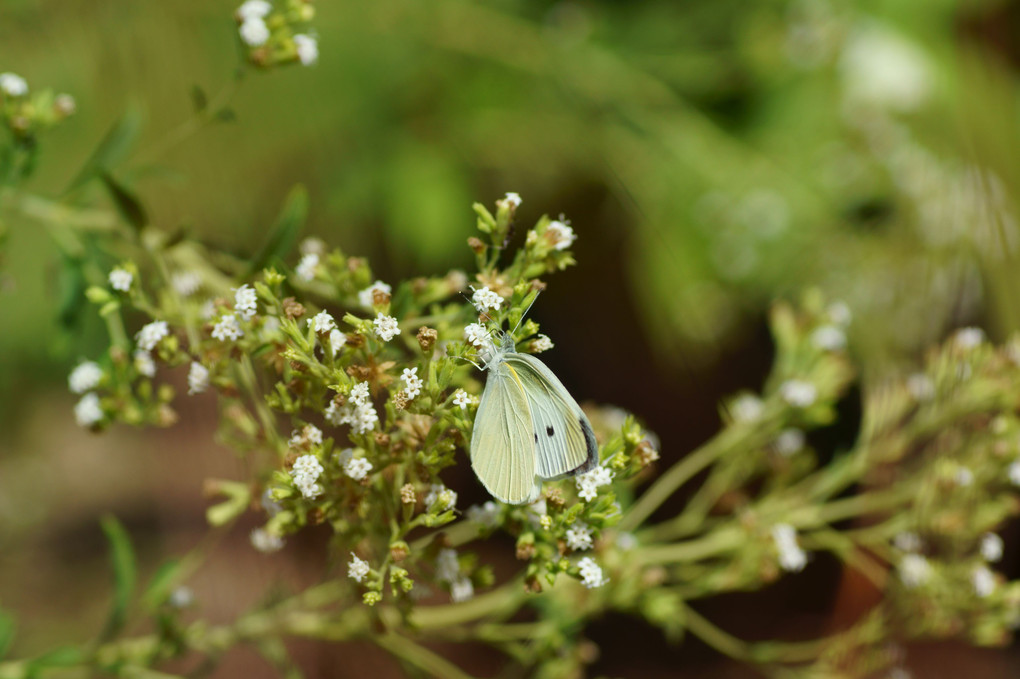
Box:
left=374, top=634, right=476, bottom=679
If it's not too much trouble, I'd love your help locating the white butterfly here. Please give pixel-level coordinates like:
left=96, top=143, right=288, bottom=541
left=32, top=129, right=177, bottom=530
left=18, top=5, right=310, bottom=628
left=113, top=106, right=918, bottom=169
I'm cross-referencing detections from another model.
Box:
left=470, top=331, right=598, bottom=504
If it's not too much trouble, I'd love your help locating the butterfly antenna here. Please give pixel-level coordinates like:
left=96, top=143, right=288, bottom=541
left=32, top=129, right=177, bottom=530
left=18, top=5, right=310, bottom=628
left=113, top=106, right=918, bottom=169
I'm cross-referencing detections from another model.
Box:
left=510, top=290, right=542, bottom=337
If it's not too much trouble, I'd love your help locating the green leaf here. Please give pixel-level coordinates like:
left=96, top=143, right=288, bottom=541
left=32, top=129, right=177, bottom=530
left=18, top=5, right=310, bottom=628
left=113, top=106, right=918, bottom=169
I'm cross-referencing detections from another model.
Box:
left=205, top=480, right=251, bottom=527
left=141, top=559, right=182, bottom=611
left=100, top=171, right=149, bottom=231
left=65, top=106, right=143, bottom=194
left=56, top=255, right=87, bottom=330
left=99, top=515, right=138, bottom=642
left=190, top=85, right=208, bottom=113
left=246, top=185, right=308, bottom=276
left=27, top=645, right=84, bottom=671
left=0, top=608, right=16, bottom=659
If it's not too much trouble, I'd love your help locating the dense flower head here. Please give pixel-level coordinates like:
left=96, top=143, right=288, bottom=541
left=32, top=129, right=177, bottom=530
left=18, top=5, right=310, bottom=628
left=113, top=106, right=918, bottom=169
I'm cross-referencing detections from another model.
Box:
left=453, top=389, right=473, bottom=410
left=239, top=17, right=270, bottom=46
left=295, top=253, right=319, bottom=281
left=294, top=34, right=318, bottom=65
left=134, top=351, right=156, bottom=378
left=344, top=455, right=373, bottom=481
left=348, top=553, right=370, bottom=583
left=328, top=328, right=346, bottom=357
left=136, top=320, right=169, bottom=351
left=577, top=557, right=607, bottom=589
left=546, top=219, right=576, bottom=251
left=0, top=73, right=28, bottom=97
left=471, top=286, right=502, bottom=313
left=291, top=454, right=324, bottom=499
left=310, top=310, right=336, bottom=334
left=730, top=394, right=764, bottom=422
left=772, top=524, right=807, bottom=572
left=972, top=565, right=996, bottom=598
left=811, top=325, right=846, bottom=351
left=237, top=0, right=272, bottom=20
left=899, top=554, right=932, bottom=588
left=530, top=335, right=554, bottom=353
left=402, top=367, right=422, bottom=399
left=212, top=314, right=243, bottom=342
left=463, top=323, right=489, bottom=348
left=250, top=527, right=284, bottom=553
left=109, top=268, right=133, bottom=292
left=74, top=393, right=103, bottom=427
left=576, top=465, right=613, bottom=502
left=565, top=522, right=594, bottom=551
left=68, top=361, right=103, bottom=394
left=234, top=284, right=258, bottom=320
left=780, top=379, right=817, bottom=408
left=775, top=428, right=805, bottom=456
left=171, top=271, right=202, bottom=297
left=500, top=192, right=522, bottom=209
left=188, top=362, right=210, bottom=395
left=981, top=533, right=1003, bottom=562
left=426, top=483, right=458, bottom=511
left=373, top=313, right=400, bottom=342
left=358, top=280, right=391, bottom=309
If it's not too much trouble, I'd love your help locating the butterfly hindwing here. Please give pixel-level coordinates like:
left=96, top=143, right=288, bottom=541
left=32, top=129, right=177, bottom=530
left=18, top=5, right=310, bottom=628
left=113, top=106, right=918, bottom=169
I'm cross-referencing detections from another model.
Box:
left=505, top=352, right=599, bottom=480
left=470, top=361, right=539, bottom=504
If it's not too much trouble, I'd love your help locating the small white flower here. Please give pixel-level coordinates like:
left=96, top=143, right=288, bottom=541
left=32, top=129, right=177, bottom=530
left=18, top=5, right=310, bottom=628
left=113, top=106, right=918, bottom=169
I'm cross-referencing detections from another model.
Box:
left=780, top=379, right=817, bottom=408
left=906, top=373, right=935, bottom=401
left=344, top=457, right=373, bottom=481
left=54, top=93, right=76, bottom=116
left=530, top=334, right=554, bottom=353
left=358, top=280, right=392, bottom=309
left=575, top=466, right=613, bottom=502
left=290, top=454, right=324, bottom=499
left=109, top=268, right=133, bottom=292
left=981, top=533, right=1004, bottom=563
left=134, top=351, right=156, bottom=378
left=200, top=300, right=216, bottom=320
left=955, top=466, right=974, bottom=487
left=565, top=522, right=594, bottom=551
left=463, top=323, right=489, bottom=348
left=500, top=192, right=522, bottom=209
left=310, top=310, right=336, bottom=334
left=239, top=17, right=270, bottom=46
left=772, top=524, right=807, bottom=572
left=186, top=358, right=210, bottom=391
left=546, top=219, right=576, bottom=250
left=730, top=394, right=764, bottom=423
left=435, top=548, right=461, bottom=583
left=74, top=393, right=103, bottom=427
left=261, top=488, right=282, bottom=517
left=811, top=325, right=846, bottom=351
left=466, top=501, right=501, bottom=528
left=295, top=252, right=319, bottom=281
left=827, top=301, right=852, bottom=327
left=348, top=553, right=370, bottom=583
left=250, top=527, right=284, bottom=553
left=350, top=381, right=371, bottom=406
left=294, top=34, right=318, bottom=66
left=172, top=271, right=201, bottom=297
left=426, top=483, right=458, bottom=511
left=234, top=284, right=258, bottom=321
left=68, top=361, right=103, bottom=394
left=237, top=0, right=272, bottom=20
left=471, top=286, right=502, bottom=313
left=775, top=428, right=805, bottom=457
left=893, top=532, right=922, bottom=553
left=402, top=367, right=423, bottom=400
left=212, top=313, right=244, bottom=342
left=1010, top=460, right=1020, bottom=486
left=453, top=389, right=472, bottom=410
left=450, top=577, right=474, bottom=602
left=899, top=554, right=932, bottom=588
left=373, top=313, right=401, bottom=342
left=136, top=320, right=169, bottom=352
left=328, top=329, right=346, bottom=357
left=289, top=423, right=323, bottom=447
left=616, top=532, right=638, bottom=551
left=954, top=327, right=985, bottom=350
left=168, top=586, right=194, bottom=608
left=972, top=565, right=996, bottom=598
left=576, top=556, right=608, bottom=589
left=0, top=73, right=28, bottom=97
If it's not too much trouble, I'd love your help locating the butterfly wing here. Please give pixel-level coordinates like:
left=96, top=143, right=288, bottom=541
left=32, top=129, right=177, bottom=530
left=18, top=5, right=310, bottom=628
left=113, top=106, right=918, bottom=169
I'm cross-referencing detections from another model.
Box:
left=504, top=352, right=599, bottom=480
left=470, top=362, right=540, bottom=504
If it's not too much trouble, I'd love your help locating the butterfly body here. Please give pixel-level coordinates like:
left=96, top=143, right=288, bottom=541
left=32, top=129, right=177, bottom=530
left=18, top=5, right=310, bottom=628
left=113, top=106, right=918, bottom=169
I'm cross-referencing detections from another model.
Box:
left=470, top=333, right=598, bottom=504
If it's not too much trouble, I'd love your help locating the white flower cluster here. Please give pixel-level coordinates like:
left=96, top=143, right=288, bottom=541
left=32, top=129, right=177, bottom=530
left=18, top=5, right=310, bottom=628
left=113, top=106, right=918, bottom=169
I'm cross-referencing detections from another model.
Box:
left=293, top=34, right=318, bottom=66
left=530, top=335, right=554, bottom=353
left=250, top=527, right=284, bottom=553
left=972, top=565, right=996, bottom=598
left=435, top=548, right=474, bottom=602
left=187, top=362, right=210, bottom=395
left=453, top=389, right=474, bottom=410
left=328, top=328, right=346, bottom=357
left=499, top=192, right=522, bottom=210
left=981, top=533, right=1003, bottom=563
left=575, top=465, right=613, bottom=502
left=471, top=286, right=502, bottom=313
left=358, top=280, right=392, bottom=308
left=171, top=271, right=202, bottom=297
left=68, top=361, right=103, bottom=394
left=290, top=454, right=324, bottom=499
left=212, top=313, right=243, bottom=342
left=295, top=253, right=319, bottom=281
left=74, top=393, right=103, bottom=427
left=425, top=483, right=458, bottom=511
left=954, top=327, right=985, bottom=350
left=780, top=379, right=817, bottom=408
left=373, top=313, right=400, bottom=342
left=402, top=367, right=422, bottom=400
left=237, top=0, right=271, bottom=46
left=565, top=522, right=593, bottom=551
left=234, top=284, right=258, bottom=321
left=289, top=424, right=323, bottom=448
left=310, top=310, right=336, bottom=334
left=546, top=219, right=576, bottom=251
left=811, top=325, right=846, bottom=351
left=771, top=523, right=807, bottom=572
left=730, top=394, right=764, bottom=423
left=136, top=320, right=169, bottom=352
left=893, top=531, right=922, bottom=553
left=130, top=350, right=155, bottom=378
left=336, top=449, right=374, bottom=481
left=906, top=373, right=935, bottom=401
left=775, top=428, right=805, bottom=457
left=348, top=552, right=370, bottom=583
left=325, top=381, right=378, bottom=435
left=109, top=268, right=133, bottom=292
left=0, top=72, right=28, bottom=97
left=576, top=556, right=607, bottom=589
left=898, top=554, right=932, bottom=588
left=463, top=323, right=489, bottom=348
left=466, top=501, right=500, bottom=528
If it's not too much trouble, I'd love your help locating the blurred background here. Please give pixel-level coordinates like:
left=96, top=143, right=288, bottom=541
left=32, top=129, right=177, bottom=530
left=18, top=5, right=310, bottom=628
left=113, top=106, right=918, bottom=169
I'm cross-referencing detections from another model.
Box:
left=2, top=0, right=1020, bottom=675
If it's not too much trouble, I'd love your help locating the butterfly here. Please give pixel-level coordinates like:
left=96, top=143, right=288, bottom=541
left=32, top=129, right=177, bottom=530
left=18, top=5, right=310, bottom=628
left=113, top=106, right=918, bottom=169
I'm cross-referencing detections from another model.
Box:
left=470, top=330, right=599, bottom=504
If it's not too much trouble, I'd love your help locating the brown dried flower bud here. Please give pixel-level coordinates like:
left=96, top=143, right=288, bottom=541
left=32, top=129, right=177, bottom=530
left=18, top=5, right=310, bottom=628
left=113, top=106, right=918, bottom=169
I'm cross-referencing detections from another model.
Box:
left=393, top=393, right=409, bottom=411
left=372, top=287, right=391, bottom=307
left=390, top=541, right=409, bottom=562
left=524, top=576, right=543, bottom=594
left=347, top=257, right=365, bottom=272
left=544, top=487, right=565, bottom=510
left=468, top=237, right=486, bottom=255
left=529, top=279, right=547, bottom=293
left=347, top=365, right=372, bottom=381
left=374, top=432, right=391, bottom=447
left=417, top=327, right=438, bottom=353
left=635, top=439, right=660, bottom=466
left=282, top=297, right=305, bottom=320
left=400, top=483, right=416, bottom=504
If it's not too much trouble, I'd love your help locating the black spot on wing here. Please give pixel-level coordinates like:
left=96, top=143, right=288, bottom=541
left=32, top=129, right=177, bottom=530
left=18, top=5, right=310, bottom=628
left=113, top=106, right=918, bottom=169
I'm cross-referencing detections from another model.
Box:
left=546, top=425, right=554, bottom=437
left=569, top=416, right=599, bottom=476
left=534, top=433, right=538, bottom=444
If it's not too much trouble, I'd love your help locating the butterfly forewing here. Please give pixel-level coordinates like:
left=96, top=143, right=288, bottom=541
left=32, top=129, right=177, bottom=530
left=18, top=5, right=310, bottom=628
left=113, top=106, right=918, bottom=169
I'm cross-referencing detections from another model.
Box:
left=505, top=353, right=599, bottom=479
left=470, top=362, right=539, bottom=504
